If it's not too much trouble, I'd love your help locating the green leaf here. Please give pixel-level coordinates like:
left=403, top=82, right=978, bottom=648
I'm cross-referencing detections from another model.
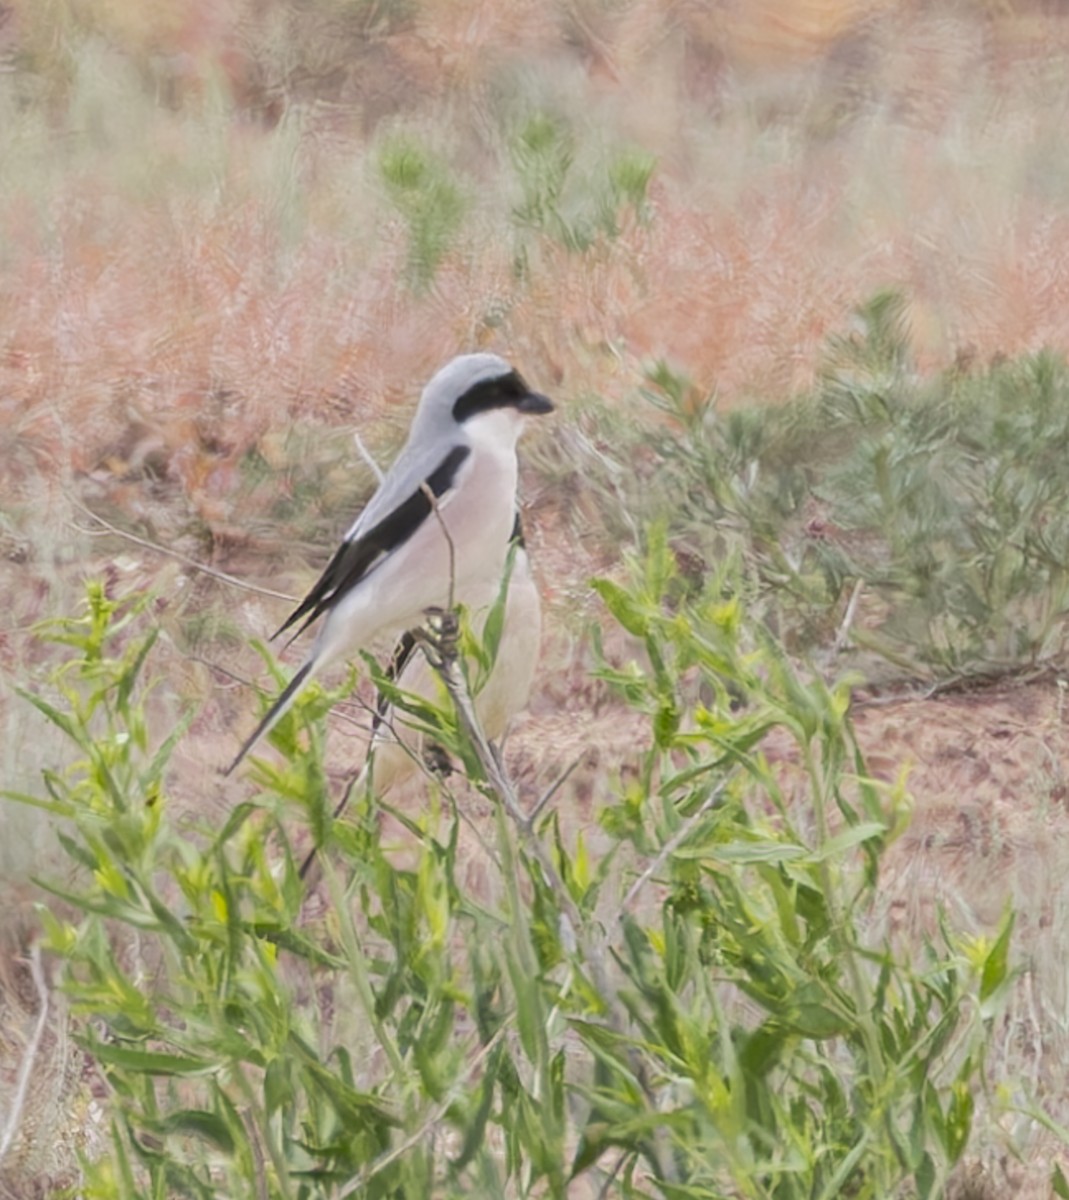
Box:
left=915, top=1149, right=937, bottom=1200
left=943, top=1080, right=974, bottom=1162
left=299, top=1058, right=401, bottom=1129
left=481, top=539, right=519, bottom=677
left=57, top=829, right=100, bottom=871
left=785, top=982, right=853, bottom=1039
left=264, top=1058, right=294, bottom=1116
left=980, top=909, right=1015, bottom=1007
left=211, top=801, right=262, bottom=850
left=678, top=840, right=807, bottom=865
left=591, top=578, right=649, bottom=638
left=0, top=788, right=73, bottom=817
left=16, top=687, right=84, bottom=745
left=813, top=821, right=888, bottom=860
left=450, top=1039, right=504, bottom=1173
left=155, top=1108, right=237, bottom=1154
left=140, top=885, right=197, bottom=955
left=653, top=697, right=680, bottom=748
left=116, top=627, right=160, bottom=713
left=87, top=1042, right=217, bottom=1077
left=140, top=706, right=195, bottom=792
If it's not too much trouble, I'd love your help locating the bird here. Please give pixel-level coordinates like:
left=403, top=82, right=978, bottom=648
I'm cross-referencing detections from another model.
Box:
left=296, top=511, right=542, bottom=882
left=225, top=353, right=553, bottom=776
left=356, top=510, right=543, bottom=792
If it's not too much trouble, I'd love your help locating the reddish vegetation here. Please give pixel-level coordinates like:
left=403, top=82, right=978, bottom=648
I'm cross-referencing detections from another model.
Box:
left=2, top=3, right=1069, bottom=487
left=3, top=3, right=1069, bottom=1192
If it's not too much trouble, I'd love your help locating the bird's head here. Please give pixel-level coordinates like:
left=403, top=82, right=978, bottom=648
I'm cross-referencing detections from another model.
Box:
left=414, top=354, right=554, bottom=444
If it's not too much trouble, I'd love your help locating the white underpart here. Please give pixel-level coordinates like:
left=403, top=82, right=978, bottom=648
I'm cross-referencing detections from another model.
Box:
left=368, top=542, right=543, bottom=793
left=311, top=406, right=526, bottom=676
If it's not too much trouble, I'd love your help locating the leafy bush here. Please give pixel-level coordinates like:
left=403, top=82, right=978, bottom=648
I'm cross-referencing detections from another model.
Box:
left=4, top=538, right=1011, bottom=1198
left=378, top=133, right=468, bottom=290
left=620, top=295, right=1069, bottom=680
left=507, top=109, right=655, bottom=254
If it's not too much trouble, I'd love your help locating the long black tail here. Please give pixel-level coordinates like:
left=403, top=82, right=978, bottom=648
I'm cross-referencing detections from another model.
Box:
left=224, top=660, right=315, bottom=776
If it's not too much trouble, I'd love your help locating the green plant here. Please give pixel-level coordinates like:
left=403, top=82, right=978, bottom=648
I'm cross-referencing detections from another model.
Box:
left=508, top=109, right=655, bottom=253
left=378, top=133, right=467, bottom=290
left=613, top=302, right=1069, bottom=680
left=5, top=548, right=1009, bottom=1197
left=587, top=528, right=1012, bottom=1197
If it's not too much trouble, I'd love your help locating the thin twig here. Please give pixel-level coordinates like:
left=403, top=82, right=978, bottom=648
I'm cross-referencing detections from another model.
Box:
left=834, top=579, right=865, bottom=653
left=187, top=654, right=256, bottom=690
left=595, top=1149, right=630, bottom=1200
left=298, top=764, right=367, bottom=886
left=191, top=653, right=379, bottom=740
left=850, top=660, right=1062, bottom=711
left=353, top=431, right=385, bottom=484
left=619, top=782, right=727, bottom=916
left=418, top=611, right=601, bottom=963
left=336, top=1029, right=505, bottom=1198
left=525, top=756, right=584, bottom=829
left=0, top=943, right=50, bottom=1166
left=419, top=483, right=457, bottom=611
left=66, top=492, right=295, bottom=602
left=418, top=613, right=678, bottom=1183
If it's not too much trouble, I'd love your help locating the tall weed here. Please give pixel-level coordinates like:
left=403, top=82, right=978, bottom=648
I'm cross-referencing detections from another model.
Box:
left=4, top=545, right=1009, bottom=1197
left=629, top=295, right=1069, bottom=679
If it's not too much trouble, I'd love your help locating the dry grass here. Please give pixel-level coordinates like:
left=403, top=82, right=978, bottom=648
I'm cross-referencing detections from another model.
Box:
left=857, top=679, right=1069, bottom=1198
left=4, top=0, right=1069, bottom=1193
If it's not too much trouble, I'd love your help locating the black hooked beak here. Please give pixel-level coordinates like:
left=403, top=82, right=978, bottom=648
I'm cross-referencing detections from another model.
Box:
left=518, top=391, right=554, bottom=415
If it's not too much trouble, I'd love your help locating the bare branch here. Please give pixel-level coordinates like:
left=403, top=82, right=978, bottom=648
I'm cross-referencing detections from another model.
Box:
left=834, top=579, right=865, bottom=653
left=419, top=483, right=457, bottom=612
left=595, top=1150, right=630, bottom=1199
left=336, top=1029, right=505, bottom=1198
left=526, top=755, right=584, bottom=830
left=352, top=431, right=385, bottom=484
left=66, top=492, right=295, bottom=603
left=0, top=943, right=50, bottom=1166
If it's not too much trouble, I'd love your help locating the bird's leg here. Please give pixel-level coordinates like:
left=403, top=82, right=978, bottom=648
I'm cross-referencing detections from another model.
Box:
left=418, top=605, right=460, bottom=664
left=421, top=743, right=454, bottom=778
left=412, top=606, right=463, bottom=758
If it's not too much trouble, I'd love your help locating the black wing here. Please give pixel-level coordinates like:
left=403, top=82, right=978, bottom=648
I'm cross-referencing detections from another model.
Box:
left=510, top=510, right=525, bottom=548
left=272, top=444, right=471, bottom=644
left=295, top=509, right=527, bottom=880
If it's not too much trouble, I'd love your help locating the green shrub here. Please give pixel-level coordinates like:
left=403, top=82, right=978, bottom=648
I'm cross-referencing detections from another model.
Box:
left=378, top=133, right=467, bottom=290
left=624, top=298, right=1069, bottom=679
left=508, top=109, right=655, bottom=254
left=6, top=546, right=1008, bottom=1198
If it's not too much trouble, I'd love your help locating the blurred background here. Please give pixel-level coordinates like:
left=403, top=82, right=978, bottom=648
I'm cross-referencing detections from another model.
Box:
left=4, top=3, right=1069, bottom=1190
left=3, top=0, right=1068, bottom=458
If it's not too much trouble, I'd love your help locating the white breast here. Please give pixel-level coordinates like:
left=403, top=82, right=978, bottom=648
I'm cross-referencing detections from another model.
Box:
left=313, top=418, right=521, bottom=670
